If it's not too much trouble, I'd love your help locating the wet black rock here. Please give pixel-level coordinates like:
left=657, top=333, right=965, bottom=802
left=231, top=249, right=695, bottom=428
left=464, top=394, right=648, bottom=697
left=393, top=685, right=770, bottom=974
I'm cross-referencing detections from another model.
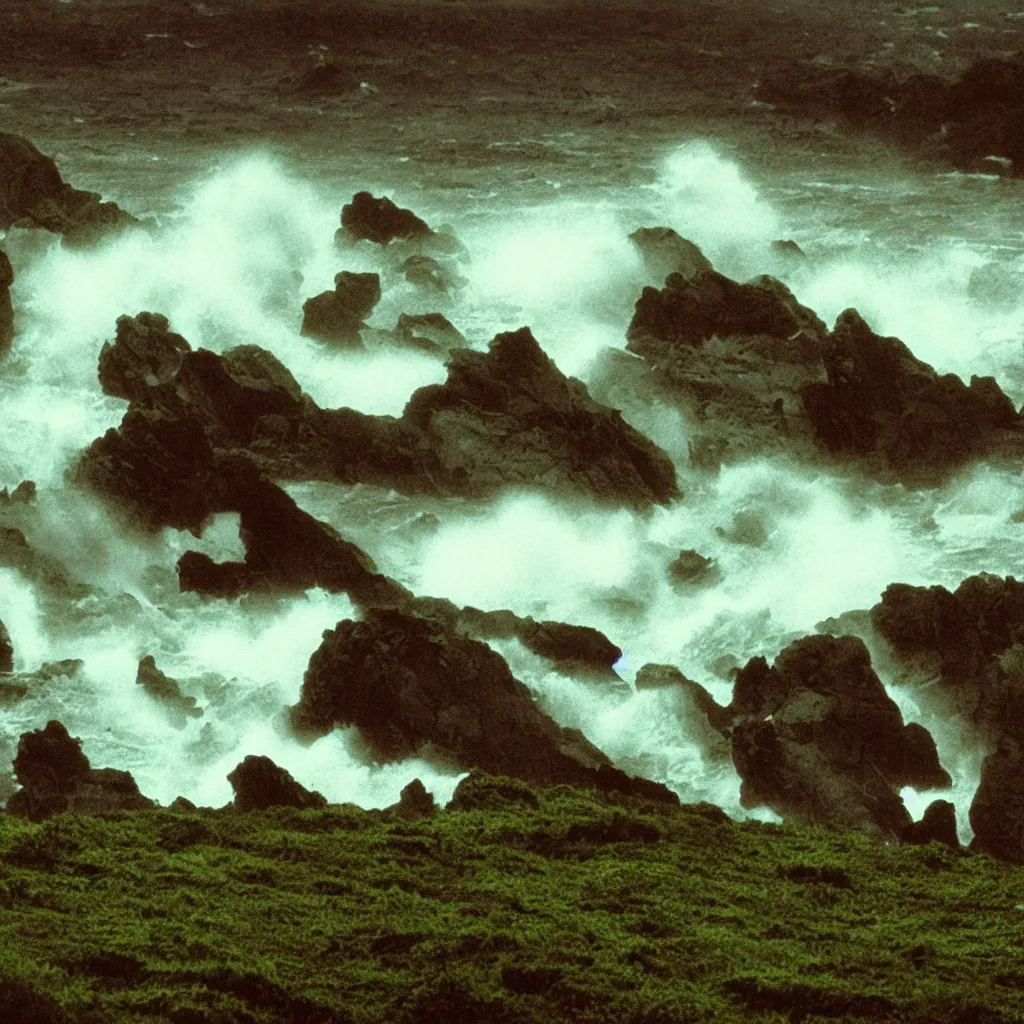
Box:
left=291, top=607, right=677, bottom=803
left=136, top=655, right=203, bottom=727
left=728, top=635, right=950, bottom=835
left=403, top=326, right=679, bottom=509
left=903, top=799, right=959, bottom=848
left=300, top=271, right=381, bottom=347
left=98, top=312, right=191, bottom=402
left=0, top=249, right=13, bottom=353
left=629, top=227, right=713, bottom=285
left=7, top=720, right=153, bottom=821
left=516, top=619, right=622, bottom=680
left=403, top=254, right=458, bottom=294
left=389, top=778, right=436, bottom=820
left=802, top=309, right=1023, bottom=484
left=0, top=132, right=140, bottom=244
left=227, top=754, right=327, bottom=812
left=667, top=549, right=718, bottom=588
left=0, top=618, right=11, bottom=674
left=337, top=191, right=433, bottom=247
left=969, top=739, right=1024, bottom=863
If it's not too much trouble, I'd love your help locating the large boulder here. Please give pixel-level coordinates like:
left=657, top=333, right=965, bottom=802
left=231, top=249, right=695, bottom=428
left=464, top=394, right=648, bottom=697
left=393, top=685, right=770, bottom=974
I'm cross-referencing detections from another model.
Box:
left=136, top=655, right=203, bottom=728
left=0, top=250, right=13, bottom=354
left=728, top=635, right=950, bottom=835
left=403, top=327, right=679, bottom=509
left=227, top=754, right=327, bottom=811
left=300, top=271, right=381, bottom=347
left=290, top=607, right=678, bottom=803
left=98, top=312, right=191, bottom=402
left=969, top=739, right=1024, bottom=863
left=802, top=309, right=1023, bottom=484
left=337, top=191, right=433, bottom=246
left=629, top=227, right=713, bottom=285
left=871, top=574, right=1024, bottom=739
left=0, top=132, right=140, bottom=244
left=6, top=720, right=153, bottom=821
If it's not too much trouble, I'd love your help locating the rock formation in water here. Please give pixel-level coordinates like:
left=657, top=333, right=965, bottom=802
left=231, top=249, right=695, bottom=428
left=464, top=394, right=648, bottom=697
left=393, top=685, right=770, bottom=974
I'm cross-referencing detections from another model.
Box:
left=88, top=312, right=679, bottom=511
left=6, top=720, right=153, bottom=821
left=291, top=607, right=678, bottom=804
left=0, top=249, right=14, bottom=353
left=759, top=58, right=1024, bottom=176
left=227, top=754, right=327, bottom=812
left=802, top=309, right=1022, bottom=484
left=0, top=132, right=141, bottom=245
left=337, top=191, right=434, bottom=247
left=871, top=573, right=1024, bottom=860
left=300, top=271, right=381, bottom=348
left=722, top=634, right=950, bottom=836
left=618, top=251, right=1024, bottom=481
left=629, top=227, right=713, bottom=285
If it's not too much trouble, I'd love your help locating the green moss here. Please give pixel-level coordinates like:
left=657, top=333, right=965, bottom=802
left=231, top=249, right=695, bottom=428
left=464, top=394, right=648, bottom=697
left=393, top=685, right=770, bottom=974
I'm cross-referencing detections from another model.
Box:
left=0, top=776, right=1021, bottom=1021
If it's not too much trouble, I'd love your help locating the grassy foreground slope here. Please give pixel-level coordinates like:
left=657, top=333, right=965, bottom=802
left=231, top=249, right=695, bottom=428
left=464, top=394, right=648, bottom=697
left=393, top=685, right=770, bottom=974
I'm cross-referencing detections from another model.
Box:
left=0, top=774, right=1022, bottom=1024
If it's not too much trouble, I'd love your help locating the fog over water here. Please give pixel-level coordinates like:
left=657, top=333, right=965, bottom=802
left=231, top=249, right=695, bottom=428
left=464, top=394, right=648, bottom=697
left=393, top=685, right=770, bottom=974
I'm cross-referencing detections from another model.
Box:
left=2, top=140, right=1022, bottom=836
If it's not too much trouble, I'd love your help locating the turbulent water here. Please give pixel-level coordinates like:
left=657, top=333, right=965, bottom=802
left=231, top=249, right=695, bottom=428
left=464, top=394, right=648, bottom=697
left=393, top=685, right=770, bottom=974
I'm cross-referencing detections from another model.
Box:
left=2, top=139, right=1022, bottom=836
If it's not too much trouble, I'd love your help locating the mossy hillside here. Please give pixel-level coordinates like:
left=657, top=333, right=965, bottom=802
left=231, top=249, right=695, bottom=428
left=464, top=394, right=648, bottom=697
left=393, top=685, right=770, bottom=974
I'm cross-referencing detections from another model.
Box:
left=0, top=776, right=1022, bottom=1023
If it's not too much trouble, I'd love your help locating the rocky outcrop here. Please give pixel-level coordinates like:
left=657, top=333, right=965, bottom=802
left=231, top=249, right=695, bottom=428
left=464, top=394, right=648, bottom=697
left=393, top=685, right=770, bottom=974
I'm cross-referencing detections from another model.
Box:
left=903, top=799, right=959, bottom=848
left=387, top=778, right=436, bottom=820
left=6, top=720, right=154, bottom=821
left=0, top=250, right=13, bottom=354
left=337, top=191, right=433, bottom=247
left=300, top=272, right=381, bottom=347
left=85, top=313, right=678, bottom=512
left=667, top=550, right=718, bottom=589
left=0, top=132, right=141, bottom=245
left=290, top=607, right=678, bottom=803
left=620, top=255, right=1024, bottom=481
left=136, top=655, right=203, bottom=728
left=403, top=327, right=679, bottom=508
left=227, top=754, right=327, bottom=812
left=760, top=58, right=1024, bottom=176
left=969, top=740, right=1024, bottom=863
left=98, top=312, right=190, bottom=402
left=802, top=310, right=1023, bottom=485
left=629, top=227, right=713, bottom=285
left=634, top=663, right=732, bottom=761
left=388, top=312, right=466, bottom=355
left=727, top=635, right=950, bottom=835
left=871, top=573, right=1024, bottom=862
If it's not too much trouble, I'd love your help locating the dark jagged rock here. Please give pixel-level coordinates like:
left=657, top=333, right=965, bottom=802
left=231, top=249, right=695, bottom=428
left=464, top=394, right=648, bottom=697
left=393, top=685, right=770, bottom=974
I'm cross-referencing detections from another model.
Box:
left=516, top=619, right=621, bottom=680
left=227, top=754, right=327, bottom=812
left=629, top=227, right=712, bottom=285
left=802, top=309, right=1023, bottom=484
left=0, top=249, right=13, bottom=354
left=98, top=312, right=191, bottom=402
left=667, top=549, right=718, bottom=589
left=404, top=327, right=679, bottom=509
left=0, top=618, right=11, bottom=674
left=628, top=268, right=826, bottom=352
left=389, top=778, right=436, bottom=820
left=0, top=132, right=140, bottom=244
left=622, top=258, right=1024, bottom=480
left=300, top=271, right=381, bottom=348
left=136, top=655, right=203, bottom=727
left=771, top=239, right=807, bottom=263
left=872, top=574, right=1024, bottom=741
left=337, top=191, right=432, bottom=247
left=291, top=607, right=677, bottom=803
left=728, top=635, right=950, bottom=835
left=6, top=720, right=153, bottom=821
left=903, top=799, right=959, bottom=848
left=970, top=739, right=1024, bottom=863
left=390, top=312, right=466, bottom=355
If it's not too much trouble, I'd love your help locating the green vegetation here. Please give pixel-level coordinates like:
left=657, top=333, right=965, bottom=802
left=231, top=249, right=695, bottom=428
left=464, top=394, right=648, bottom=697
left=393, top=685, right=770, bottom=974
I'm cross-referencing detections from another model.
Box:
left=0, top=775, right=1022, bottom=1023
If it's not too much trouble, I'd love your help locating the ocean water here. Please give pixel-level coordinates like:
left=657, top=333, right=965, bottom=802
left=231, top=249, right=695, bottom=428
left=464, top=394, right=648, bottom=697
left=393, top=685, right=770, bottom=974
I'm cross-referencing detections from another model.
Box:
left=1, top=139, right=1022, bottom=835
